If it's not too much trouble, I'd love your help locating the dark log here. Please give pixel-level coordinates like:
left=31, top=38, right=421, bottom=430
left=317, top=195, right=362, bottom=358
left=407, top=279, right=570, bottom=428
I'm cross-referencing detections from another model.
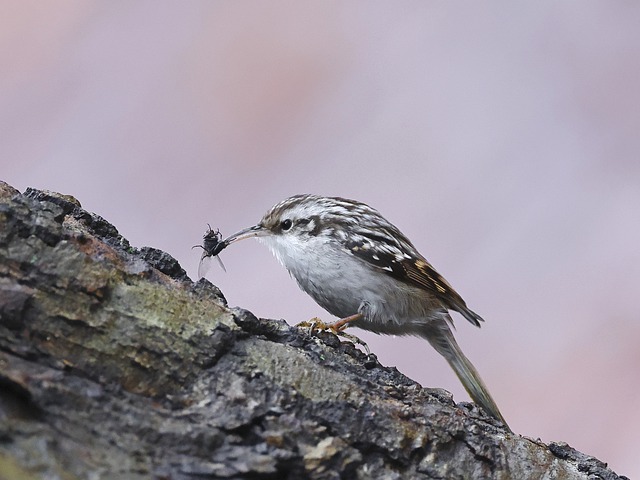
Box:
left=0, top=181, right=627, bottom=479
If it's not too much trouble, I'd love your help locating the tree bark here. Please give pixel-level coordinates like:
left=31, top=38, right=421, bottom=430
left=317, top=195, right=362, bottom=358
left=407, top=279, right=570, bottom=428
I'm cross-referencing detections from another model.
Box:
left=0, top=181, right=627, bottom=480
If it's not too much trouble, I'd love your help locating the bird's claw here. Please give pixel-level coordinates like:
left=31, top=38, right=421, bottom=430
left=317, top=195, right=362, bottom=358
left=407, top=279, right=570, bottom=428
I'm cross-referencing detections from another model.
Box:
left=295, top=317, right=339, bottom=333
left=296, top=317, right=370, bottom=355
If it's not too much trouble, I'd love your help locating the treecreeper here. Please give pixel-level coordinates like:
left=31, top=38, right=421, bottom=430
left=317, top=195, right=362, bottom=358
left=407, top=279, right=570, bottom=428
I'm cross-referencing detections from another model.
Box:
left=201, top=194, right=511, bottom=432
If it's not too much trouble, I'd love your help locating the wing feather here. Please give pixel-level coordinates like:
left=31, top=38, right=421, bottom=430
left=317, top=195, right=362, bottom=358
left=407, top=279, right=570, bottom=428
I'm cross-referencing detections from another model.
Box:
left=342, top=230, right=484, bottom=327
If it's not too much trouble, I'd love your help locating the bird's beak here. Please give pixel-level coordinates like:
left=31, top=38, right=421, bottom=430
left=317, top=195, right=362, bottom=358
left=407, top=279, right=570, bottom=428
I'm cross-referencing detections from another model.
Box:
left=222, top=224, right=269, bottom=247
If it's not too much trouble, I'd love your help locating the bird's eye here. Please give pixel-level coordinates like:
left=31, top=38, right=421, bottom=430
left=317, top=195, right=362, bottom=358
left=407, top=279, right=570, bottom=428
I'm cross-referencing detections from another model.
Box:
left=280, top=219, right=293, bottom=231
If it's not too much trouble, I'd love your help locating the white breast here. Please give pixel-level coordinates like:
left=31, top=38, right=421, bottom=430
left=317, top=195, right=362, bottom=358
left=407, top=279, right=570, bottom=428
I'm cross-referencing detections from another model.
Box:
left=258, top=234, right=437, bottom=334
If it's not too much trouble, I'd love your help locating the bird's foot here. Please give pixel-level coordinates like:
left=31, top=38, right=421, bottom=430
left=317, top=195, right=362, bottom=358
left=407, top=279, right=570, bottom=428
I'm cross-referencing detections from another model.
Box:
left=296, top=314, right=370, bottom=355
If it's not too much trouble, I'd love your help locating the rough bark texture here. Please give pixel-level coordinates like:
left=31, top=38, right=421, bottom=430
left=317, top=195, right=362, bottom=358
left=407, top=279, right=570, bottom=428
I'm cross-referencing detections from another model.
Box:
left=0, top=181, right=627, bottom=480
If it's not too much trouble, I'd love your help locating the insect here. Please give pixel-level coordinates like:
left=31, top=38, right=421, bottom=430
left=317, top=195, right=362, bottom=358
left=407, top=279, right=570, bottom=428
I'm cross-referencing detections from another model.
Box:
left=193, top=224, right=228, bottom=278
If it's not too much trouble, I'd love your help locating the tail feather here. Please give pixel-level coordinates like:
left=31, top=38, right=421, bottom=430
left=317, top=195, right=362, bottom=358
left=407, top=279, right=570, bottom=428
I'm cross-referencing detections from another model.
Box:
left=457, top=305, right=484, bottom=327
left=420, top=320, right=511, bottom=432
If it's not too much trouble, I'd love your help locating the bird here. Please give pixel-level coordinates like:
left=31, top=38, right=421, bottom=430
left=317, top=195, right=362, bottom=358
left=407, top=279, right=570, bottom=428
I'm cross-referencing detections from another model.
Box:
left=204, top=194, right=510, bottom=431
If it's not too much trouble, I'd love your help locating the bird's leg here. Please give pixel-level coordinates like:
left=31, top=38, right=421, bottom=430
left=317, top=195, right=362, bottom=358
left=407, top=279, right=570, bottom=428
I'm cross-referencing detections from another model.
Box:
left=330, top=312, right=364, bottom=331
left=296, top=313, right=369, bottom=354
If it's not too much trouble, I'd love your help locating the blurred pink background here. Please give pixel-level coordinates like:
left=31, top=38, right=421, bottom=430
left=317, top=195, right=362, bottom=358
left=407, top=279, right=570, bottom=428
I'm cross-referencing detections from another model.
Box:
left=2, top=2, right=639, bottom=477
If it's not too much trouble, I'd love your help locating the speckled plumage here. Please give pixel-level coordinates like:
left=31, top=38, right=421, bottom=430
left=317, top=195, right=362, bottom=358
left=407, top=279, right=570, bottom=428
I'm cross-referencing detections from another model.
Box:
left=258, top=195, right=483, bottom=328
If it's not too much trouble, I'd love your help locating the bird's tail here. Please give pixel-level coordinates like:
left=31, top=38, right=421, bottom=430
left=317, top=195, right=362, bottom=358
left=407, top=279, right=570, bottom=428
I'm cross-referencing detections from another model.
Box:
left=420, top=321, right=511, bottom=432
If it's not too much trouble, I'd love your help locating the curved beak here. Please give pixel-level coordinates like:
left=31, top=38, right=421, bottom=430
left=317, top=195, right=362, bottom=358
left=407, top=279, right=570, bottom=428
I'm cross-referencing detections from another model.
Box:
left=222, top=224, right=269, bottom=247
